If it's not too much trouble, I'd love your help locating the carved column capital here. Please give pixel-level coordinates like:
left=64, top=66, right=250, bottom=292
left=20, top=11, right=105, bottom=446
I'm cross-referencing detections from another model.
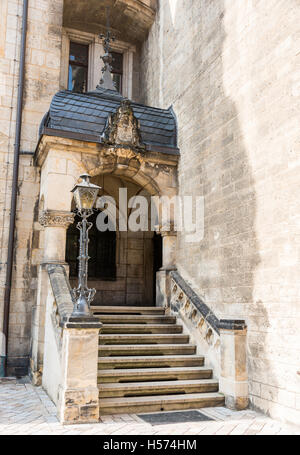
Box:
left=39, top=210, right=75, bottom=228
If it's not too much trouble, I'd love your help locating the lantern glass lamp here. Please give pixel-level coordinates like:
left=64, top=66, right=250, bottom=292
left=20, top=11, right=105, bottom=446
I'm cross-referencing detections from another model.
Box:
left=70, top=173, right=101, bottom=318
left=71, top=173, right=100, bottom=214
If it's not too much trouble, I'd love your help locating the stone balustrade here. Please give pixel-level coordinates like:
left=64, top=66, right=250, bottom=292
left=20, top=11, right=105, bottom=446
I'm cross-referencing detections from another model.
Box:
left=169, top=271, right=248, bottom=410
left=42, top=263, right=102, bottom=424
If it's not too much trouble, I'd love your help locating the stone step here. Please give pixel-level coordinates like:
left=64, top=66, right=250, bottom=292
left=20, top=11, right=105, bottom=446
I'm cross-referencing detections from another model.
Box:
left=98, top=379, right=219, bottom=398
left=98, top=354, right=205, bottom=369
left=99, top=392, right=225, bottom=415
left=96, top=315, right=176, bottom=324
left=91, top=306, right=165, bottom=315
left=101, top=324, right=183, bottom=334
left=99, top=334, right=189, bottom=345
left=99, top=344, right=196, bottom=356
left=97, top=366, right=212, bottom=383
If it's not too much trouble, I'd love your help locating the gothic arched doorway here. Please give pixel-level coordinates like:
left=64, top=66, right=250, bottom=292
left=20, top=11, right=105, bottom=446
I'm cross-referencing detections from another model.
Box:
left=65, top=174, right=163, bottom=307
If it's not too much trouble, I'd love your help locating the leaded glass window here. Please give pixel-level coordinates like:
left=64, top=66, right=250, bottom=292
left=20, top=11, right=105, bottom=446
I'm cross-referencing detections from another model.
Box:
left=111, top=51, right=123, bottom=93
left=68, top=42, right=89, bottom=93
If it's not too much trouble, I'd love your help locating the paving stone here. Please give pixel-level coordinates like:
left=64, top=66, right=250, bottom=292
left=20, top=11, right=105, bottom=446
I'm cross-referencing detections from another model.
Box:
left=0, top=383, right=298, bottom=435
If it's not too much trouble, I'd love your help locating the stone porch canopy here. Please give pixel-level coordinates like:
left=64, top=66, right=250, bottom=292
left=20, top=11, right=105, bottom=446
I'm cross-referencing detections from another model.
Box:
left=37, top=87, right=179, bottom=156
left=34, top=84, right=180, bottom=225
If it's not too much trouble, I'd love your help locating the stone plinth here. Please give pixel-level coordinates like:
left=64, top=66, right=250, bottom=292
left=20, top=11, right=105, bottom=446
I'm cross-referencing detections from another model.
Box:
left=57, top=320, right=102, bottom=424
left=219, top=320, right=248, bottom=410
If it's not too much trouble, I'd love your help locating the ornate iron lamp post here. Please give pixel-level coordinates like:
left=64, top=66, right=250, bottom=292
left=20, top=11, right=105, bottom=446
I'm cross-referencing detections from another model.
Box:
left=70, top=173, right=101, bottom=318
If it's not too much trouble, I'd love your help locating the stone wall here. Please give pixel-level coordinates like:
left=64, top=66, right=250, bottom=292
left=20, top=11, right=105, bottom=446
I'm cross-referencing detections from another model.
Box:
left=0, top=0, right=64, bottom=375
left=141, top=0, right=300, bottom=426
left=0, top=0, right=145, bottom=376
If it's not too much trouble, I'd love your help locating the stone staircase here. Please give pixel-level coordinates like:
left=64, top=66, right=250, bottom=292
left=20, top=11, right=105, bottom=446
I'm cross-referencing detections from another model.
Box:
left=91, top=305, right=225, bottom=415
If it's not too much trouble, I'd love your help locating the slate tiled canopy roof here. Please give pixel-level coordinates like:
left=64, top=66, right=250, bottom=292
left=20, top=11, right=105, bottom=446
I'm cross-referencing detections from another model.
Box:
left=39, top=88, right=179, bottom=155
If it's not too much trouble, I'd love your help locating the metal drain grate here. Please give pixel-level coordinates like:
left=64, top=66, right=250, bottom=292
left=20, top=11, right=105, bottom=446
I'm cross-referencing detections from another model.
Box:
left=138, top=410, right=215, bottom=425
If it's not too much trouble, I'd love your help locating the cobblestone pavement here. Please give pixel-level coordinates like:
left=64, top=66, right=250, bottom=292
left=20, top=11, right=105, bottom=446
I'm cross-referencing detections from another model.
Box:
left=0, top=378, right=299, bottom=435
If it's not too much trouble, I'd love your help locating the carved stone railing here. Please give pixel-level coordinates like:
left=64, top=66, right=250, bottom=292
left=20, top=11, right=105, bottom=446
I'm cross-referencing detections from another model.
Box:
left=47, top=264, right=73, bottom=353
left=169, top=270, right=248, bottom=410
left=42, top=264, right=102, bottom=424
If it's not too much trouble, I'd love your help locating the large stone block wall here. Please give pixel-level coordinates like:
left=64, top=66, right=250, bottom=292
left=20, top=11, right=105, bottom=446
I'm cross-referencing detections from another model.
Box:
left=0, top=0, right=153, bottom=375
left=0, top=0, right=64, bottom=375
left=141, top=0, right=300, bottom=425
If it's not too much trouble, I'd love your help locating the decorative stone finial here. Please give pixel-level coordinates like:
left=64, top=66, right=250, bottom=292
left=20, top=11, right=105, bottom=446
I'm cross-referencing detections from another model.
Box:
left=97, top=7, right=117, bottom=92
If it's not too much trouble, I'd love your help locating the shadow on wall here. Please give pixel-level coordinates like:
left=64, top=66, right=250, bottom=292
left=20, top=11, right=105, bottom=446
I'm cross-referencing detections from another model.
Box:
left=141, top=0, right=277, bottom=414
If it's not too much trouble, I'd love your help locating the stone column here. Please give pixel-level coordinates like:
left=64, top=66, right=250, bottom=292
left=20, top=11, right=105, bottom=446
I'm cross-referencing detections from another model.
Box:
left=156, top=227, right=177, bottom=308
left=30, top=210, right=74, bottom=385
left=57, top=321, right=102, bottom=424
left=39, top=210, right=75, bottom=263
left=219, top=320, right=248, bottom=410
left=161, top=228, right=177, bottom=271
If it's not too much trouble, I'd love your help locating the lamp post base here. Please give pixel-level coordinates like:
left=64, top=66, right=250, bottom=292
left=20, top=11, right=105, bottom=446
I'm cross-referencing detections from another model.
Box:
left=71, top=294, right=93, bottom=318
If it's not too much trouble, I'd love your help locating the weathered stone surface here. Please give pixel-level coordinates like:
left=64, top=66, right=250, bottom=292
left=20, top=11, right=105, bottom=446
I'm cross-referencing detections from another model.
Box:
left=0, top=0, right=299, bottom=429
left=57, top=324, right=101, bottom=423
left=0, top=0, right=64, bottom=376
left=142, top=0, right=300, bottom=426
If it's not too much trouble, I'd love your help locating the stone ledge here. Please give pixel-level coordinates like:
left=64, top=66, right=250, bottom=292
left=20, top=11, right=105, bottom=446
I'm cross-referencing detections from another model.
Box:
left=61, top=319, right=102, bottom=329
left=218, top=319, right=247, bottom=331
